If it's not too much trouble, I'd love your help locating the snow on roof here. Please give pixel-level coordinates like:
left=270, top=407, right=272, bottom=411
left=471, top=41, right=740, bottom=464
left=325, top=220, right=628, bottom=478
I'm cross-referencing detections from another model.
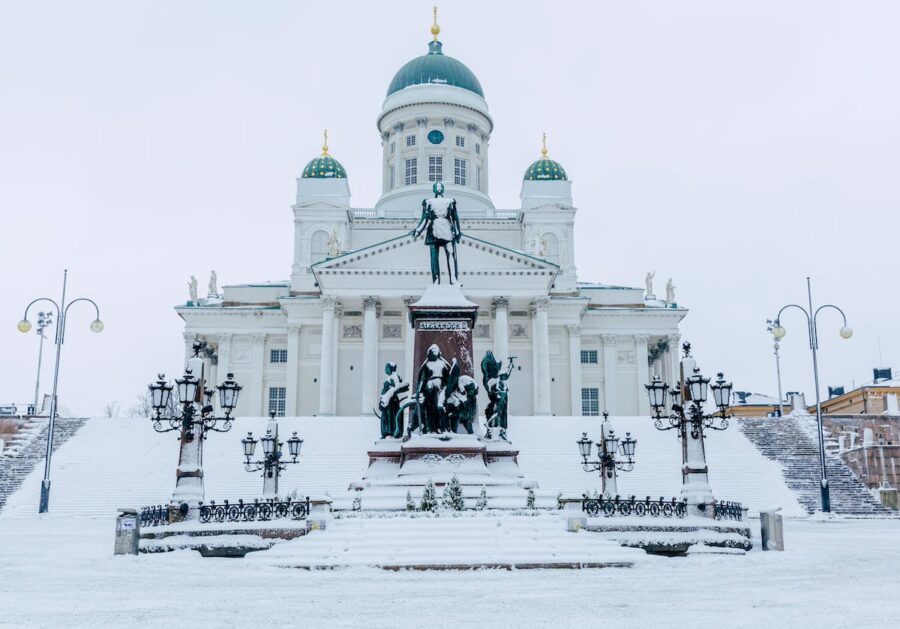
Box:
left=732, top=392, right=781, bottom=406
left=0, top=415, right=804, bottom=519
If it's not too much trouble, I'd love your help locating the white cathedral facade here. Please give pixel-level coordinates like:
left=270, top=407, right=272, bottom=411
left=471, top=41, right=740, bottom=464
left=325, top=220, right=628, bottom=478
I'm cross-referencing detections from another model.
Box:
left=177, top=23, right=686, bottom=419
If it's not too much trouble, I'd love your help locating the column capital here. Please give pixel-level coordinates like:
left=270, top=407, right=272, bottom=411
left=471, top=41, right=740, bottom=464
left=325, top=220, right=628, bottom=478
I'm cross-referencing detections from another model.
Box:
left=601, top=334, right=619, bottom=345
left=393, top=122, right=405, bottom=132
left=363, top=296, right=381, bottom=312
left=491, top=296, right=510, bottom=311
left=416, top=117, right=428, bottom=126
left=466, top=123, right=478, bottom=133
left=443, top=117, right=455, bottom=127
left=321, top=295, right=339, bottom=310
left=634, top=334, right=650, bottom=344
left=402, top=295, right=417, bottom=307
left=217, top=332, right=233, bottom=345
left=567, top=324, right=581, bottom=336
left=530, top=296, right=550, bottom=314
left=250, top=332, right=267, bottom=343
left=287, top=323, right=302, bottom=334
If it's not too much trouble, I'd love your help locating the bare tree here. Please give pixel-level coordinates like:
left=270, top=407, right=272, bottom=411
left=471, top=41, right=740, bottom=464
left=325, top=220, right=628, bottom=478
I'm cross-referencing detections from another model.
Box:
left=102, top=401, right=120, bottom=418
left=129, top=389, right=178, bottom=418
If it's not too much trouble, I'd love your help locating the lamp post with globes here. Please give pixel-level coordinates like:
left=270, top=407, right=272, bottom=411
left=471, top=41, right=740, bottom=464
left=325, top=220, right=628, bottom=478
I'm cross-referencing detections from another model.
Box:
left=766, top=319, right=785, bottom=417
left=644, top=344, right=733, bottom=518
left=241, top=411, right=303, bottom=498
left=17, top=270, right=103, bottom=513
left=146, top=341, right=242, bottom=521
left=770, top=277, right=853, bottom=513
left=30, top=311, right=54, bottom=414
left=577, top=412, right=637, bottom=498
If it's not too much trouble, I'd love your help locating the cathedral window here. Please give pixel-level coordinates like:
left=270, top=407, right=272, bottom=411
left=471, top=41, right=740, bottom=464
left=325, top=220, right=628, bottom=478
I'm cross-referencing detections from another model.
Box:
left=476, top=166, right=482, bottom=191
left=543, top=233, right=560, bottom=264
left=270, top=349, right=288, bottom=363
left=390, top=141, right=395, bottom=154
left=454, top=158, right=466, bottom=185
left=455, top=135, right=465, bottom=148
left=389, top=164, right=395, bottom=190
left=405, top=158, right=417, bottom=185
left=581, top=388, right=600, bottom=416
left=268, top=387, right=286, bottom=417
left=406, top=135, right=416, bottom=147
left=428, top=155, right=443, bottom=182
left=580, top=350, right=598, bottom=364
left=475, top=143, right=481, bottom=154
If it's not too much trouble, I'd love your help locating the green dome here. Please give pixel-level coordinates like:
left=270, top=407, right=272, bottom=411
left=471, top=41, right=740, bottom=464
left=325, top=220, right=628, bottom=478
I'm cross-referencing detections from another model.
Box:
left=387, top=41, right=484, bottom=98
left=301, top=154, right=347, bottom=179
left=524, top=157, right=567, bottom=181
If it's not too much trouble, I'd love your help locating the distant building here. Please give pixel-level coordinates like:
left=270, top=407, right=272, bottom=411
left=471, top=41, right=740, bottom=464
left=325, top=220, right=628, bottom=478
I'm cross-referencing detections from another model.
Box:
left=728, top=391, right=794, bottom=417
left=816, top=368, right=900, bottom=416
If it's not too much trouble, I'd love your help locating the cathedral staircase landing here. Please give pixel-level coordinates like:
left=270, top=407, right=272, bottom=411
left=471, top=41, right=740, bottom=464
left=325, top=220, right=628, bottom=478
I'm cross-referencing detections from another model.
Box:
left=0, top=417, right=87, bottom=512
left=738, top=415, right=891, bottom=516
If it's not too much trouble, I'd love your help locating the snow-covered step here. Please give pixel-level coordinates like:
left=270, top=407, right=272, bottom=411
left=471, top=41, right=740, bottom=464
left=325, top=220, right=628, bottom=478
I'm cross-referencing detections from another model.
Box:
left=246, top=513, right=648, bottom=569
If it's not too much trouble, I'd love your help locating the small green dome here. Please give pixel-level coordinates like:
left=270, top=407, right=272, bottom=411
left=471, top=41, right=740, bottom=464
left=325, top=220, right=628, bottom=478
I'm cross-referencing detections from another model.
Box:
left=524, top=157, right=567, bottom=181
left=302, top=154, right=346, bottom=179
left=387, top=41, right=484, bottom=98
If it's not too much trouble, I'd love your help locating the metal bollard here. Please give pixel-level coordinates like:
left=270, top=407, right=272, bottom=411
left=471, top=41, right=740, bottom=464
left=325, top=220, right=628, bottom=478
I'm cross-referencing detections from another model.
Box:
left=114, top=508, right=140, bottom=555
left=759, top=508, right=784, bottom=551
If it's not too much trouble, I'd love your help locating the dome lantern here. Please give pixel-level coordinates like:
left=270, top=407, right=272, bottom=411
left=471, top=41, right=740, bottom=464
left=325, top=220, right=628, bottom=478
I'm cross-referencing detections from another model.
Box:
left=301, top=129, right=347, bottom=179
left=524, top=133, right=567, bottom=181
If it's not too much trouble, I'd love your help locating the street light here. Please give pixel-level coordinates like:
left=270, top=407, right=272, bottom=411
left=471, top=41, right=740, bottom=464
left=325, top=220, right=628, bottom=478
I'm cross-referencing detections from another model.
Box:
left=766, top=319, right=785, bottom=417
left=577, top=412, right=636, bottom=497
left=17, top=270, right=103, bottom=513
left=645, top=343, right=732, bottom=517
left=770, top=276, right=852, bottom=513
left=242, top=411, right=303, bottom=497
left=27, top=311, right=54, bottom=415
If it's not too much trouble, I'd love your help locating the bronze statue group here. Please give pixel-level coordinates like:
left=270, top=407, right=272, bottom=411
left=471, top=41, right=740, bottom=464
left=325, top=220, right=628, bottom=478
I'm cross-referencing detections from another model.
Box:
left=375, top=348, right=515, bottom=441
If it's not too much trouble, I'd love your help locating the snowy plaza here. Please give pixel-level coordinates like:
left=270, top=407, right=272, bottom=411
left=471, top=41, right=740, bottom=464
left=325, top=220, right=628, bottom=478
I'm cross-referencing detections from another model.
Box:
left=3, top=2, right=900, bottom=628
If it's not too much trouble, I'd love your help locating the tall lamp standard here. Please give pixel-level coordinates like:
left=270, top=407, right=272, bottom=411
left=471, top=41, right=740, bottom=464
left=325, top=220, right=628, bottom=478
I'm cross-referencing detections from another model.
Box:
left=30, top=311, right=54, bottom=414
left=577, top=412, right=636, bottom=498
left=766, top=319, right=785, bottom=417
left=146, top=341, right=242, bottom=521
left=645, top=344, right=733, bottom=518
left=17, top=270, right=103, bottom=513
left=770, top=277, right=853, bottom=513
left=241, top=411, right=303, bottom=498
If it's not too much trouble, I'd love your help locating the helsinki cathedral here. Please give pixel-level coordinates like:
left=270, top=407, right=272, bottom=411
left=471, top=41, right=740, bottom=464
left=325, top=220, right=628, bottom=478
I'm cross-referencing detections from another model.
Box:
left=178, top=13, right=686, bottom=420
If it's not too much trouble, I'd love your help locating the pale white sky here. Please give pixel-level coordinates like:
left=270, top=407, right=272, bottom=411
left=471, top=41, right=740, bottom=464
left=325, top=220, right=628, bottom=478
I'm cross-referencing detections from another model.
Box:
left=2, top=1, right=898, bottom=415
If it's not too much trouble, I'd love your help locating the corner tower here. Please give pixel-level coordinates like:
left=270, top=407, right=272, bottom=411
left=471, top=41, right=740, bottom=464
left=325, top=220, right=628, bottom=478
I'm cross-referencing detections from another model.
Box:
left=375, top=9, right=494, bottom=215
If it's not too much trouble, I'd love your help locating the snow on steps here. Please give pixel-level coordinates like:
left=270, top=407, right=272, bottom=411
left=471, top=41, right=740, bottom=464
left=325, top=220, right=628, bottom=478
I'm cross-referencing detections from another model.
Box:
left=245, top=513, right=646, bottom=570
left=3, top=415, right=810, bottom=519
left=0, top=417, right=87, bottom=511
left=738, top=415, right=892, bottom=515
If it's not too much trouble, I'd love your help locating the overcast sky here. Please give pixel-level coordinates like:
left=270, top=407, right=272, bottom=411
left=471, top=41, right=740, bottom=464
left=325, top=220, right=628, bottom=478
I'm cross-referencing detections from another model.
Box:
left=2, top=1, right=899, bottom=416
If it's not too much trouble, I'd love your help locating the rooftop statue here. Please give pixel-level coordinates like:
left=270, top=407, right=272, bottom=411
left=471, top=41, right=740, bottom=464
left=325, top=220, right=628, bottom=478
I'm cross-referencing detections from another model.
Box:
left=411, top=182, right=462, bottom=285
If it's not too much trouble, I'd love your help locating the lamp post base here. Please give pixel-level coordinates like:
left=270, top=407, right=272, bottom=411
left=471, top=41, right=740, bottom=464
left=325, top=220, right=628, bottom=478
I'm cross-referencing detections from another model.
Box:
left=820, top=480, right=831, bottom=513
left=39, top=479, right=51, bottom=513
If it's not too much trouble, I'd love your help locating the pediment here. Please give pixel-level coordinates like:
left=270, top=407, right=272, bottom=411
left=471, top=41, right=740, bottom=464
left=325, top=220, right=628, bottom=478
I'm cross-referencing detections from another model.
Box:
left=312, top=234, right=558, bottom=296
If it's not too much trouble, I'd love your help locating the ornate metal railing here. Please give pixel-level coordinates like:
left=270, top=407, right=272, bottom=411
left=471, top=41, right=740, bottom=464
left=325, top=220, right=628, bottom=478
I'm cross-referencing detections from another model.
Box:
left=582, top=495, right=688, bottom=518
left=713, top=500, right=744, bottom=521
left=140, top=505, right=169, bottom=527
left=198, top=497, right=310, bottom=524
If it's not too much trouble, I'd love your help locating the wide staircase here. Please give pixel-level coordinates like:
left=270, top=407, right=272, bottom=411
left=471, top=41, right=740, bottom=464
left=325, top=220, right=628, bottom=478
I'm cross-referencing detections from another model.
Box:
left=0, top=417, right=87, bottom=512
left=738, top=415, right=891, bottom=515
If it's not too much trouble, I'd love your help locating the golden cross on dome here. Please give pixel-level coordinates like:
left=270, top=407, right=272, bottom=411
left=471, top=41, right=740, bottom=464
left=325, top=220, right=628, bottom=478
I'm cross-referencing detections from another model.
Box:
left=541, top=132, right=548, bottom=158
left=431, top=6, right=440, bottom=42
left=322, top=129, right=329, bottom=156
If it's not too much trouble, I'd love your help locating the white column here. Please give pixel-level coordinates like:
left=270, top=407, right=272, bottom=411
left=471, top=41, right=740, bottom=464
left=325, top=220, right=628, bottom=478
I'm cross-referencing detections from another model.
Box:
left=318, top=296, right=338, bottom=416
left=444, top=118, right=454, bottom=184
left=361, top=297, right=380, bottom=415
left=635, top=335, right=651, bottom=415
left=217, top=334, right=232, bottom=382
left=331, top=303, right=340, bottom=412
left=533, top=298, right=551, bottom=416
left=250, top=333, right=266, bottom=417
left=286, top=324, right=301, bottom=416
left=602, top=335, right=618, bottom=414
left=182, top=333, right=194, bottom=367
left=568, top=324, right=582, bottom=416
left=492, top=297, right=509, bottom=364
left=668, top=335, right=682, bottom=390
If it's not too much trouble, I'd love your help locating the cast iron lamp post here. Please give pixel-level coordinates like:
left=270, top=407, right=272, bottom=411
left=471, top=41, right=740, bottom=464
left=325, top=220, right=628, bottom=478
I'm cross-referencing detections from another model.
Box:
left=29, top=311, right=53, bottom=414
left=146, top=341, right=242, bottom=520
left=577, top=411, right=636, bottom=498
left=770, top=277, right=852, bottom=513
left=17, top=269, right=103, bottom=513
left=241, top=411, right=303, bottom=497
left=766, top=319, right=786, bottom=417
left=645, top=345, right=733, bottom=518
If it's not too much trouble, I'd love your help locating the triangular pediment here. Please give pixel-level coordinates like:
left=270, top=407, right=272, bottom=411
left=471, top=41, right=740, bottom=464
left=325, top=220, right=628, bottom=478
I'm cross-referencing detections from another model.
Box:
left=312, top=234, right=558, bottom=296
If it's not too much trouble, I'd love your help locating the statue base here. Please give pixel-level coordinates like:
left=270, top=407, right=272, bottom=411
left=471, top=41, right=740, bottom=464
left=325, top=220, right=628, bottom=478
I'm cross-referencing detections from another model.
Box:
left=408, top=284, right=479, bottom=381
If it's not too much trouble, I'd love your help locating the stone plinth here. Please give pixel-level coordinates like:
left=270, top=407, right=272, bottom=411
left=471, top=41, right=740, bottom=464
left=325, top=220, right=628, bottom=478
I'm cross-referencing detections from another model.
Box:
left=408, top=284, right=479, bottom=381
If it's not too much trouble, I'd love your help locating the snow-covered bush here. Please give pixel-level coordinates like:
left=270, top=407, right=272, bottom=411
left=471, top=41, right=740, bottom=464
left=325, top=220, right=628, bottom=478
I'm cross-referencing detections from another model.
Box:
left=405, top=490, right=416, bottom=511
left=475, top=486, right=488, bottom=510
left=526, top=487, right=536, bottom=509
left=443, top=475, right=465, bottom=511
left=420, top=478, right=438, bottom=512
left=352, top=494, right=362, bottom=511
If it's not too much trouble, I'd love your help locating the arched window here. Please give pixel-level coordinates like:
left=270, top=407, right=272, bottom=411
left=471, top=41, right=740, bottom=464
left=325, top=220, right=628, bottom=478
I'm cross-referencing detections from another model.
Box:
left=543, top=233, right=560, bottom=265
left=310, top=230, right=330, bottom=264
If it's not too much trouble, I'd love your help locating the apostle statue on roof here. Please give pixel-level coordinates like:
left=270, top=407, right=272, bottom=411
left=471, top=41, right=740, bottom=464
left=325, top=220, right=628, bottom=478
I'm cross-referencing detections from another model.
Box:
left=411, top=181, right=462, bottom=284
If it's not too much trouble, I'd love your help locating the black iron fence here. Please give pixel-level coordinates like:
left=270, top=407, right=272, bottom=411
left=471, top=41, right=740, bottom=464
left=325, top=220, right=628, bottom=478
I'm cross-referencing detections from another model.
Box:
left=138, top=497, right=310, bottom=527
left=713, top=500, right=744, bottom=521
left=582, top=495, right=688, bottom=518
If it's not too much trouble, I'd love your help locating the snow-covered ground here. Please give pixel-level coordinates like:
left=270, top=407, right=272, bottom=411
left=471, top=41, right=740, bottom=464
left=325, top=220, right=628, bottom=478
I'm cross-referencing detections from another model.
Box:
left=0, top=515, right=897, bottom=628
left=1, top=415, right=804, bottom=518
